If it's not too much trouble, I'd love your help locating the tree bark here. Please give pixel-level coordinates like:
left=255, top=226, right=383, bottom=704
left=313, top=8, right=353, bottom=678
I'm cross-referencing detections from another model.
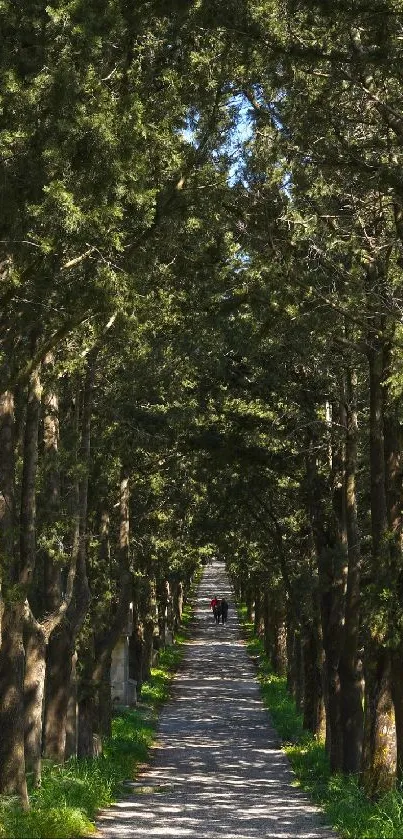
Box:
left=129, top=622, right=145, bottom=694
left=65, top=651, right=78, bottom=758
left=339, top=369, right=364, bottom=774
left=143, top=577, right=157, bottom=682
left=307, top=421, right=345, bottom=771
left=286, top=605, right=303, bottom=709
left=23, top=624, right=46, bottom=787
left=391, top=646, right=403, bottom=782
left=43, top=356, right=62, bottom=614
left=43, top=626, right=74, bottom=761
left=0, top=366, right=42, bottom=807
left=21, top=363, right=65, bottom=786
left=263, top=588, right=287, bottom=674
left=19, top=365, right=41, bottom=588
left=272, top=598, right=287, bottom=676
left=42, top=378, right=80, bottom=762
left=78, top=469, right=132, bottom=757
left=158, top=579, right=170, bottom=644
left=263, top=589, right=271, bottom=660
left=245, top=585, right=254, bottom=622
left=384, top=396, right=403, bottom=780
left=0, top=388, right=15, bottom=647
left=363, top=648, right=395, bottom=793
left=43, top=357, right=95, bottom=760
left=302, top=602, right=325, bottom=738
left=26, top=363, right=77, bottom=777
left=294, top=629, right=304, bottom=713
left=254, top=587, right=262, bottom=635
left=172, top=579, right=183, bottom=629
left=0, top=605, right=28, bottom=807
left=362, top=339, right=395, bottom=791
left=18, top=366, right=47, bottom=785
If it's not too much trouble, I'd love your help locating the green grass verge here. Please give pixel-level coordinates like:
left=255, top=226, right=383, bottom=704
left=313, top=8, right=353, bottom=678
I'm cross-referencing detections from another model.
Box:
left=239, top=610, right=403, bottom=839
left=0, top=627, right=187, bottom=838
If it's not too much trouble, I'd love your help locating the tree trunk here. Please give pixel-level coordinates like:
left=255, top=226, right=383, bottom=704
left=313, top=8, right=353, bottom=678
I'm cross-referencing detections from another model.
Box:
left=323, top=652, right=343, bottom=770
left=254, top=587, right=262, bottom=635
left=129, top=623, right=145, bottom=694
left=43, top=357, right=62, bottom=614
left=143, top=616, right=154, bottom=682
left=172, top=580, right=183, bottom=629
left=362, top=341, right=396, bottom=791
left=0, top=388, right=15, bottom=647
left=286, top=609, right=303, bottom=706
left=263, top=589, right=271, bottom=660
left=19, top=364, right=44, bottom=785
left=339, top=368, right=364, bottom=774
left=23, top=624, right=46, bottom=787
left=44, top=358, right=95, bottom=760
left=286, top=620, right=296, bottom=696
left=0, top=605, right=29, bottom=808
left=271, top=598, right=287, bottom=676
left=391, top=646, right=403, bottom=782
left=33, top=365, right=77, bottom=770
left=263, top=589, right=287, bottom=675
left=43, top=626, right=74, bottom=761
left=0, top=366, right=42, bottom=806
left=302, top=610, right=325, bottom=738
left=65, top=651, right=78, bottom=758
left=158, top=579, right=170, bottom=644
left=294, top=630, right=304, bottom=713
left=95, top=511, right=113, bottom=738
left=363, top=648, right=395, bottom=793
left=307, top=419, right=345, bottom=771
left=245, top=586, right=253, bottom=622
left=94, top=649, right=113, bottom=739
left=77, top=686, right=94, bottom=759
left=19, top=366, right=41, bottom=589
left=384, top=396, right=403, bottom=780
left=21, top=363, right=59, bottom=788
left=42, top=377, right=79, bottom=762
left=78, top=469, right=132, bottom=757
left=302, top=627, right=325, bottom=738
left=142, top=575, right=157, bottom=682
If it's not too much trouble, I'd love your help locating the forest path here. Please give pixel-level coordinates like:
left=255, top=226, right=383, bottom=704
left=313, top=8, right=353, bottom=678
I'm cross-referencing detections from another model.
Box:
left=96, top=561, right=338, bottom=838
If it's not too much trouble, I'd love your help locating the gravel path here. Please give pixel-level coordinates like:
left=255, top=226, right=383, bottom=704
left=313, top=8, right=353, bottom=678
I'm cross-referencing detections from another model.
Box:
left=96, top=561, right=338, bottom=839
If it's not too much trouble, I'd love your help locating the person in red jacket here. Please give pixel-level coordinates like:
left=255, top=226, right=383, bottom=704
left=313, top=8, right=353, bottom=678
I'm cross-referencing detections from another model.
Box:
left=210, top=596, right=221, bottom=623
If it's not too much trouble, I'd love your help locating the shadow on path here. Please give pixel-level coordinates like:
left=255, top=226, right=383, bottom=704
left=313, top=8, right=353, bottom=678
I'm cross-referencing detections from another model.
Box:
left=96, top=562, right=338, bottom=839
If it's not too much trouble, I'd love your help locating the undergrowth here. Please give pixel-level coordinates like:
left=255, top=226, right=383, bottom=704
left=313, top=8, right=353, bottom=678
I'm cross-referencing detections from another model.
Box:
left=0, top=585, right=197, bottom=839
left=240, top=609, right=403, bottom=839
left=0, top=709, right=155, bottom=839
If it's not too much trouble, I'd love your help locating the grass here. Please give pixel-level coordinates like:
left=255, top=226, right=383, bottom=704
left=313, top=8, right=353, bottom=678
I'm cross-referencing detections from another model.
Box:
left=0, top=595, right=195, bottom=839
left=239, top=609, right=403, bottom=838
left=0, top=709, right=155, bottom=839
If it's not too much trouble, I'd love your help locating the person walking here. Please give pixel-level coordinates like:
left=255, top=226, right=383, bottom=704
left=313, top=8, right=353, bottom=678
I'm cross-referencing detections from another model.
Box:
left=210, top=596, right=220, bottom=623
left=221, top=598, right=229, bottom=624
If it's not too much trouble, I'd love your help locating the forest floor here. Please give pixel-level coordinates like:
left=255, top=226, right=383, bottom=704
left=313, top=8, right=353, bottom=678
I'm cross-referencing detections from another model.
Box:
left=95, top=560, right=338, bottom=839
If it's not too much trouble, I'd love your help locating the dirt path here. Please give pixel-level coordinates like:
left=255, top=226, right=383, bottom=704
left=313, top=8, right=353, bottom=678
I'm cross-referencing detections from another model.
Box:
left=96, top=561, right=338, bottom=839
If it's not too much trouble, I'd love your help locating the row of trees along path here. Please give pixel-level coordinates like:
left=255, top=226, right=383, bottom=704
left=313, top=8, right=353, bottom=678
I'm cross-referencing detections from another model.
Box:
left=4, top=0, right=403, bottom=815
left=96, top=561, right=338, bottom=839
